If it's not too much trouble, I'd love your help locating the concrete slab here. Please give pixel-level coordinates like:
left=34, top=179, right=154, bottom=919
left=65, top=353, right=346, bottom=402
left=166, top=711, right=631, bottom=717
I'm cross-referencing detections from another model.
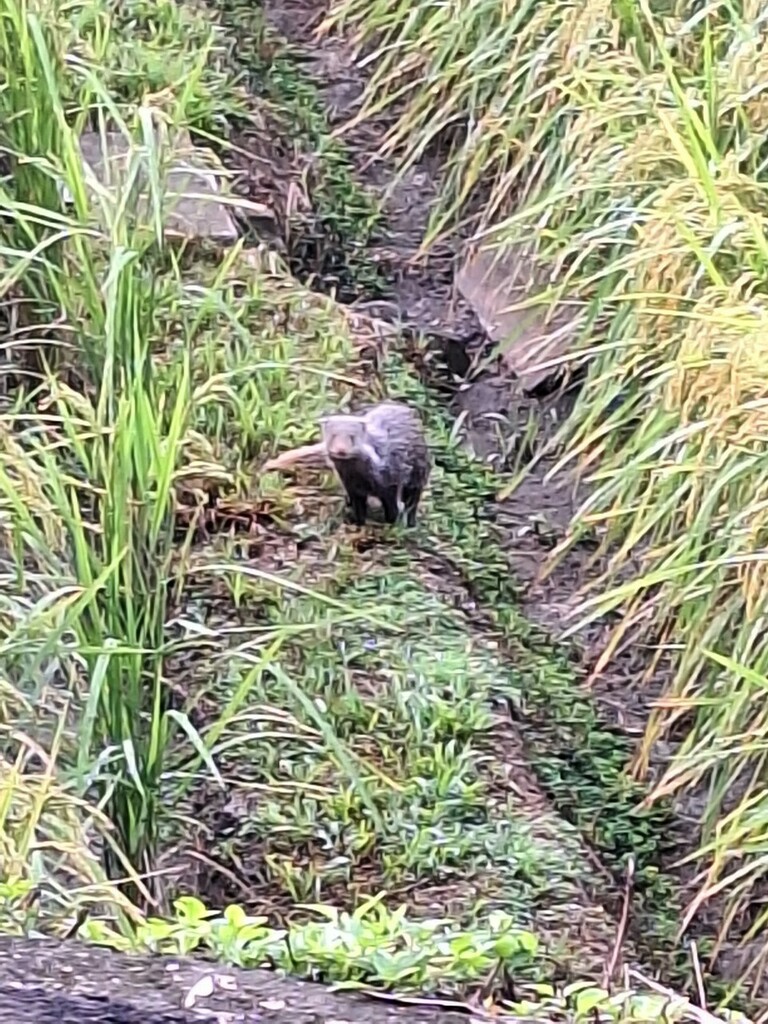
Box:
left=455, top=243, right=581, bottom=391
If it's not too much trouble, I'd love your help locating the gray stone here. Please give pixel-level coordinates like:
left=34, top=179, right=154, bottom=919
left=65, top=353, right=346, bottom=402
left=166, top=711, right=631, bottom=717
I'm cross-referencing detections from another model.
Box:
left=455, top=242, right=582, bottom=391
left=61, top=128, right=242, bottom=243
left=0, top=937, right=475, bottom=1024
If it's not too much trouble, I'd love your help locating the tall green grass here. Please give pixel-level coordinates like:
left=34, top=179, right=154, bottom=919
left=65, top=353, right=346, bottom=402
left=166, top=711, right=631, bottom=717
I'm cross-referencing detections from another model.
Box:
left=0, top=0, right=381, bottom=922
left=323, top=0, right=768, bottom=982
left=0, top=0, right=341, bottom=918
left=0, top=0, right=227, bottom=905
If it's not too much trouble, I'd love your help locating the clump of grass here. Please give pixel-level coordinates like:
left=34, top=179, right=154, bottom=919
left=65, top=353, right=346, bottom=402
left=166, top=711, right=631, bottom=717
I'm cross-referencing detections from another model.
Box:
left=0, top=684, right=143, bottom=935
left=322, top=0, right=768, bottom=981
left=75, top=0, right=246, bottom=132
left=0, top=0, right=268, bottom=906
left=0, top=20, right=205, bottom=891
left=0, top=0, right=390, bottom=920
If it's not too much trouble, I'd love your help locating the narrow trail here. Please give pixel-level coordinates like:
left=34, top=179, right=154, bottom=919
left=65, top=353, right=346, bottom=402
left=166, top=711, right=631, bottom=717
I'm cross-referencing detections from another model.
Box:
left=250, top=0, right=664, bottom=783
left=251, top=0, right=665, bottom=731
left=179, top=0, right=745, bottom=999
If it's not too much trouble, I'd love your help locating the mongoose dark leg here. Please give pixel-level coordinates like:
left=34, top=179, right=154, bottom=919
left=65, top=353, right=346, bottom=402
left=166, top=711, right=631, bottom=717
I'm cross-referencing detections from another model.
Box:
left=379, top=486, right=400, bottom=524
left=402, top=486, right=422, bottom=527
left=347, top=490, right=368, bottom=526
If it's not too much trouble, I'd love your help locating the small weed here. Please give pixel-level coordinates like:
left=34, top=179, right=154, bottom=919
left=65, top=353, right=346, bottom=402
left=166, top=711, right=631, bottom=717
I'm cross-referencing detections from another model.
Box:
left=85, top=894, right=542, bottom=988
left=80, top=896, right=734, bottom=1022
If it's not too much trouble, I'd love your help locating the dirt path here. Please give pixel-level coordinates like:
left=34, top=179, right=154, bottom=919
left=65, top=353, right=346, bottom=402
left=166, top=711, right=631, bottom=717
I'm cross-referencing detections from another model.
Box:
left=170, top=0, right=733, bottom=1000
left=250, top=0, right=667, bottom=727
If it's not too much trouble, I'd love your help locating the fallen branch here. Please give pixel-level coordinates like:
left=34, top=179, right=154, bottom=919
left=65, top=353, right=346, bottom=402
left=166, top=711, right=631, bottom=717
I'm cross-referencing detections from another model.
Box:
left=261, top=442, right=330, bottom=473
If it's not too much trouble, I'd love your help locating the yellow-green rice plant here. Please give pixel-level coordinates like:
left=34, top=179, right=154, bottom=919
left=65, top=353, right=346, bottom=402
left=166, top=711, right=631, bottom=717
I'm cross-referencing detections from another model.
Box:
left=0, top=676, right=145, bottom=933
left=322, top=0, right=638, bottom=247
left=0, top=221, right=204, bottom=903
left=0, top=0, right=86, bottom=372
left=541, top=13, right=768, bottom=962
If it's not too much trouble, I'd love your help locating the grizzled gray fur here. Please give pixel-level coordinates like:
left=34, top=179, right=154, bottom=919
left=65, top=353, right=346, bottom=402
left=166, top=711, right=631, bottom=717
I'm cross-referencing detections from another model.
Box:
left=320, top=401, right=431, bottom=526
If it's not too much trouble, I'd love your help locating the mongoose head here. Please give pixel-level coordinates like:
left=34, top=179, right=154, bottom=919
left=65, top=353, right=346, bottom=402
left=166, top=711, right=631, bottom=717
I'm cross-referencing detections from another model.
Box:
left=320, top=415, right=367, bottom=461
